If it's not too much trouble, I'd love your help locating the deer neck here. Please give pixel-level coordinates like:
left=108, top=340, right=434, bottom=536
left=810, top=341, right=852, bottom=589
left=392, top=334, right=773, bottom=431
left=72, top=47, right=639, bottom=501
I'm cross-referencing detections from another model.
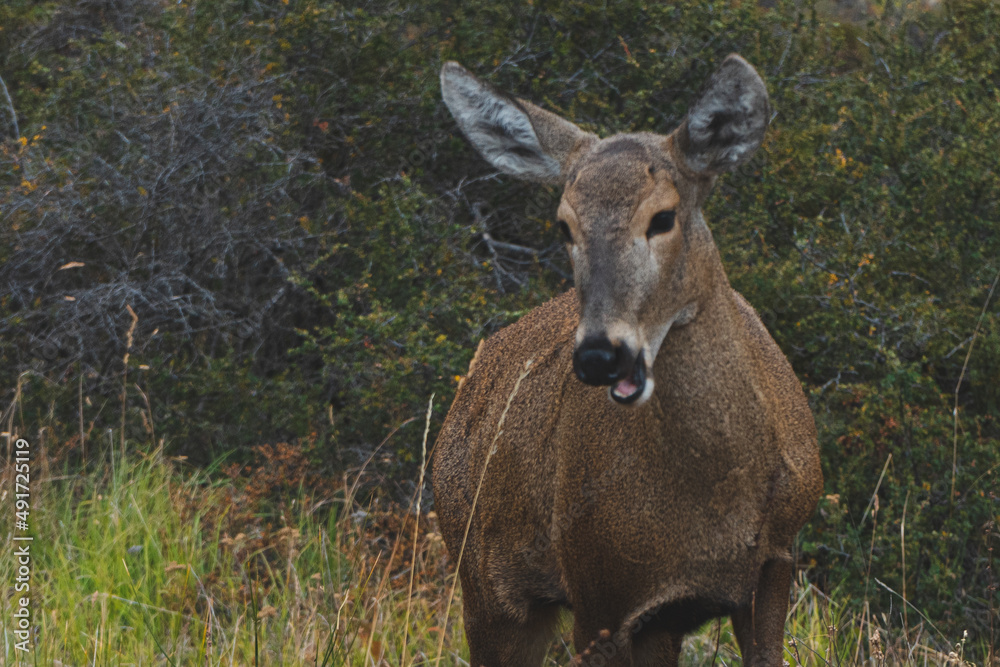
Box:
left=651, top=239, right=751, bottom=408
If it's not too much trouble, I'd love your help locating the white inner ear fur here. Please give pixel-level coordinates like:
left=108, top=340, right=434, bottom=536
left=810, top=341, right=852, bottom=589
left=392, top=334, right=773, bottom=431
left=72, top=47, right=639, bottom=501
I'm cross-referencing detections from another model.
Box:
left=441, top=65, right=561, bottom=181
left=680, top=56, right=769, bottom=174
left=686, top=94, right=759, bottom=169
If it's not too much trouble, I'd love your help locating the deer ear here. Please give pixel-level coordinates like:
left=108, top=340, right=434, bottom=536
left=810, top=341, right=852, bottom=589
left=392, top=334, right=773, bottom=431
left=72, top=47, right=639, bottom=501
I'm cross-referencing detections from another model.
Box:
left=440, top=61, right=593, bottom=184
left=674, top=54, right=771, bottom=175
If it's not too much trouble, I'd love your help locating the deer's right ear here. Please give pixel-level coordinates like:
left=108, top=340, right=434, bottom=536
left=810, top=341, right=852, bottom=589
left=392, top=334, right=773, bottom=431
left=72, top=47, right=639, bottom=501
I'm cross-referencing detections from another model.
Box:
left=440, top=61, right=593, bottom=184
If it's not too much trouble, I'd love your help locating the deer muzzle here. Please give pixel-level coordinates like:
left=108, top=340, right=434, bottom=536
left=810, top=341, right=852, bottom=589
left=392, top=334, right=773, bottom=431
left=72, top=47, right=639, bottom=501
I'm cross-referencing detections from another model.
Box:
left=573, top=336, right=646, bottom=404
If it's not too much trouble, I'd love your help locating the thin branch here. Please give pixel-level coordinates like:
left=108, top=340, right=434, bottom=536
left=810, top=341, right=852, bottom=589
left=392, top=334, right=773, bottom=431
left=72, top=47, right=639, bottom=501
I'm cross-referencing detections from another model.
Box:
left=400, top=393, right=434, bottom=665
left=434, top=360, right=534, bottom=666
left=481, top=232, right=540, bottom=256
left=951, top=266, right=1000, bottom=505
left=0, top=72, right=18, bottom=140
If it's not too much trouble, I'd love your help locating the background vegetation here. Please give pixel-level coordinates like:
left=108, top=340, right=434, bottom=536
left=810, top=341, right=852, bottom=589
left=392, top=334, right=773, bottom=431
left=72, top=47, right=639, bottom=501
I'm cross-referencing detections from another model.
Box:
left=1, top=0, right=997, bottom=662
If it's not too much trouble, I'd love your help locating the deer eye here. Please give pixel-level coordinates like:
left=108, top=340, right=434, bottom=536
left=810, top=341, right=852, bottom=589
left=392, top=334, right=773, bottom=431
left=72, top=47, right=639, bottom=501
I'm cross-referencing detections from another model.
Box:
left=647, top=210, right=676, bottom=238
left=558, top=219, right=573, bottom=244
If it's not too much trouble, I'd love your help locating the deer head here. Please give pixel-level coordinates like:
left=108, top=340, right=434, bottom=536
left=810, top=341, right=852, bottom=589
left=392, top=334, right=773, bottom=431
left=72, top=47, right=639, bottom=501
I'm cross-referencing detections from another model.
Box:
left=441, top=55, right=770, bottom=406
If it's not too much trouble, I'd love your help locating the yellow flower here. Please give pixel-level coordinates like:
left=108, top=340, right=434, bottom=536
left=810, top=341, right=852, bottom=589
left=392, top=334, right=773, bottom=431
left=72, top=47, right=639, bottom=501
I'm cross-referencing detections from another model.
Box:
left=834, top=148, right=847, bottom=169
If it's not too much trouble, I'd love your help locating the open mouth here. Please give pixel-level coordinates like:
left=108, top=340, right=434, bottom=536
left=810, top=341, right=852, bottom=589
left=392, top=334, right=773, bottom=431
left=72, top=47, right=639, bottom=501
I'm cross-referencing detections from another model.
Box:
left=610, top=350, right=646, bottom=404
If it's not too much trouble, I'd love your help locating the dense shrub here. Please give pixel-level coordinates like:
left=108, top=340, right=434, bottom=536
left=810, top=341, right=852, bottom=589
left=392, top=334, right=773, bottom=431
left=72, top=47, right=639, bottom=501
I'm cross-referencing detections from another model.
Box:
left=1, top=0, right=998, bottom=646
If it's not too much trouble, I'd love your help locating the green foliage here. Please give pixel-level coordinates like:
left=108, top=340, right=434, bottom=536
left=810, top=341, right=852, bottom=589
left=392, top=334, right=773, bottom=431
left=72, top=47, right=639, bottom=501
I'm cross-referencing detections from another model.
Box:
left=289, top=178, right=521, bottom=454
left=1, top=0, right=998, bottom=650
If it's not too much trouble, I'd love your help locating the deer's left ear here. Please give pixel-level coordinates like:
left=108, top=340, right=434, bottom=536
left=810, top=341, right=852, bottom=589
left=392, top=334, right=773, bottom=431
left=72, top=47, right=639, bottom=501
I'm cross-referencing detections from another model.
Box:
left=441, top=61, right=595, bottom=184
left=674, top=54, right=771, bottom=175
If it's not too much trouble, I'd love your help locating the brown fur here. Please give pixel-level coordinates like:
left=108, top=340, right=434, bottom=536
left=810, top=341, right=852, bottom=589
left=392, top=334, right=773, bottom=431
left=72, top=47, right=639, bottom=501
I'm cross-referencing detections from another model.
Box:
left=434, top=55, right=823, bottom=666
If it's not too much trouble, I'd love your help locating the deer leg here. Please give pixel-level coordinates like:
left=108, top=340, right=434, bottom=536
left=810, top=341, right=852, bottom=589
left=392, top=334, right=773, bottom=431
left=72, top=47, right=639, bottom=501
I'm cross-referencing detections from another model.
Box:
left=630, top=627, right=683, bottom=667
left=731, top=556, right=794, bottom=667
left=461, top=580, right=560, bottom=667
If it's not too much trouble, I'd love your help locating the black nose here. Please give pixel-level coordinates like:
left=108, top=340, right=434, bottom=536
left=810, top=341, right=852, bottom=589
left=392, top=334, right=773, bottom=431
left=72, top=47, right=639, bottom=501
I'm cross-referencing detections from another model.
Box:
left=573, top=335, right=623, bottom=386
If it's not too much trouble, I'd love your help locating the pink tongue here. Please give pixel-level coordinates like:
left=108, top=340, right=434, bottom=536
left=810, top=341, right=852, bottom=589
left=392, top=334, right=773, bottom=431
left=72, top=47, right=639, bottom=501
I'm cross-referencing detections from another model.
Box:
left=614, top=377, right=639, bottom=397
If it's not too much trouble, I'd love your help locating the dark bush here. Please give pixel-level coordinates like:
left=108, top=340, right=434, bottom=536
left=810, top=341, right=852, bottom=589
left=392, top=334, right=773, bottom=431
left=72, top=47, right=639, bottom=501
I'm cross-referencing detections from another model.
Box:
left=1, top=0, right=998, bottom=647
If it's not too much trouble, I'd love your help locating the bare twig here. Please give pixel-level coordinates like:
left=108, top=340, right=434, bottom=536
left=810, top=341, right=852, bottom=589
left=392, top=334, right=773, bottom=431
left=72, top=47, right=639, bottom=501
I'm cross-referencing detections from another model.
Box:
left=481, top=232, right=540, bottom=256
left=434, top=359, right=534, bottom=666
left=121, top=304, right=138, bottom=459
left=400, top=393, right=434, bottom=664
left=951, top=267, right=1000, bottom=505
left=0, top=72, right=18, bottom=140
left=900, top=489, right=910, bottom=644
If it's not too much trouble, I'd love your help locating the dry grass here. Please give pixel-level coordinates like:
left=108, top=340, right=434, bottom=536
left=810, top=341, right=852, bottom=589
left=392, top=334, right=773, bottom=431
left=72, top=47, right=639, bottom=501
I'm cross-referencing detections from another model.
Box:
left=0, top=442, right=981, bottom=665
left=0, top=379, right=987, bottom=665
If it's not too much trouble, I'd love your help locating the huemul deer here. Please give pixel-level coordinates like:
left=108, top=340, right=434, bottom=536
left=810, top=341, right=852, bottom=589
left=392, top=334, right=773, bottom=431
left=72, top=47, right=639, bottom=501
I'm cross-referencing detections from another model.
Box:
left=433, top=55, right=823, bottom=667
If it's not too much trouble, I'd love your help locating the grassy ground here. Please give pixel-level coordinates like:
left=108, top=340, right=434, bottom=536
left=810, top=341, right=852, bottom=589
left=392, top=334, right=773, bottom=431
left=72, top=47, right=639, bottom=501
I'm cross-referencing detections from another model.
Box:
left=0, top=433, right=983, bottom=666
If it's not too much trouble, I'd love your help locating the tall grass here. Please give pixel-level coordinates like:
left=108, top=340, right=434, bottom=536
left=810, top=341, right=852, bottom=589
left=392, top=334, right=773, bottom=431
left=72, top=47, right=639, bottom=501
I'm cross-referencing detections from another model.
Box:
left=0, top=441, right=984, bottom=665
left=0, top=378, right=987, bottom=665
left=0, top=438, right=463, bottom=665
